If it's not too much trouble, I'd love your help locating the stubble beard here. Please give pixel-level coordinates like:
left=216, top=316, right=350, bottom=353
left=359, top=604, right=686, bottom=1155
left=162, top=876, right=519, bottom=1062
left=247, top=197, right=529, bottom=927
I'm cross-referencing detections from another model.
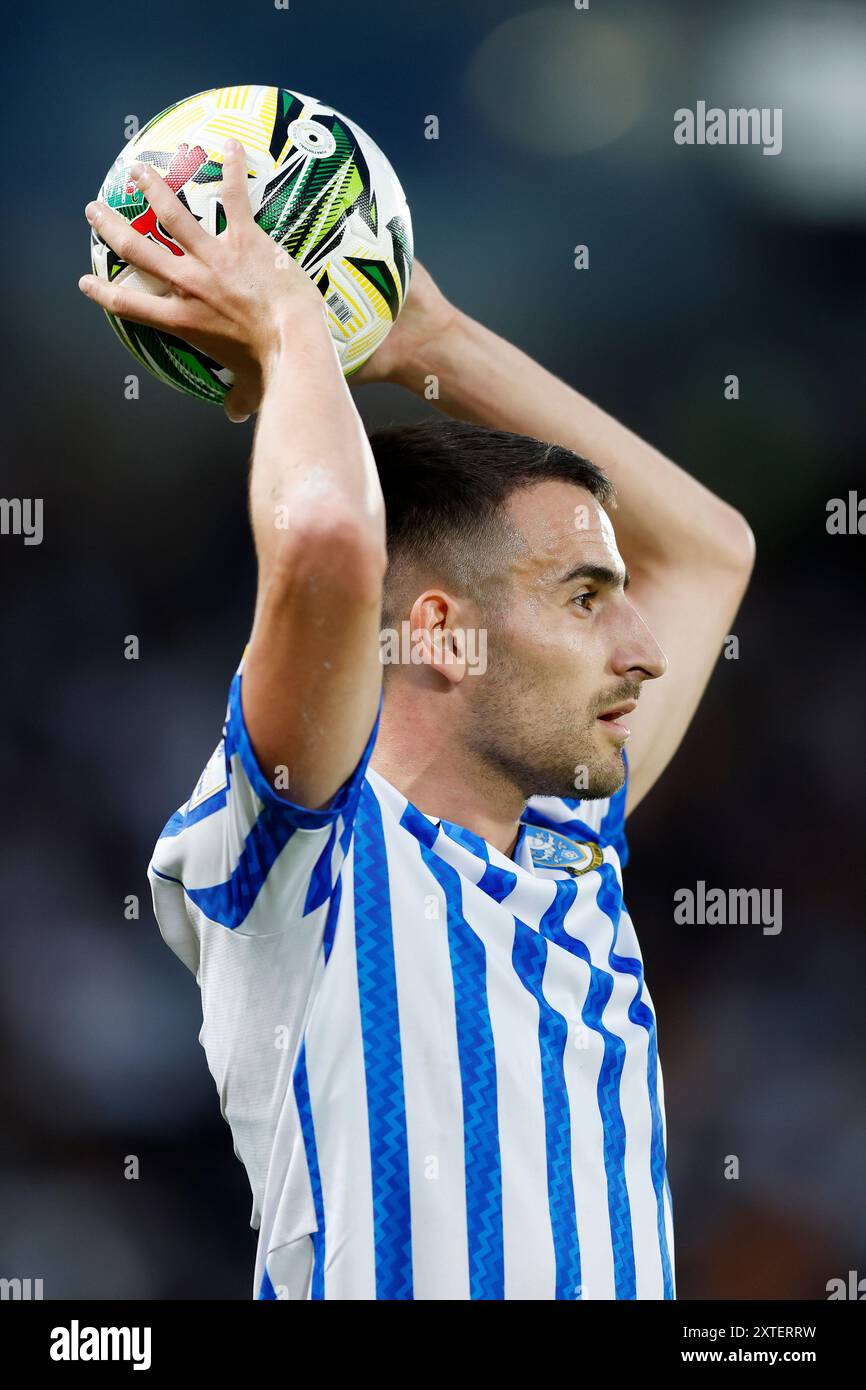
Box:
left=462, top=664, right=627, bottom=804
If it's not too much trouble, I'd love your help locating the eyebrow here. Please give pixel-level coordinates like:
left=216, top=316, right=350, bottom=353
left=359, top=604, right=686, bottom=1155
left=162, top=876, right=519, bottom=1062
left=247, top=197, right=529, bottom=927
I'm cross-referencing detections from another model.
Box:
left=558, top=562, right=630, bottom=591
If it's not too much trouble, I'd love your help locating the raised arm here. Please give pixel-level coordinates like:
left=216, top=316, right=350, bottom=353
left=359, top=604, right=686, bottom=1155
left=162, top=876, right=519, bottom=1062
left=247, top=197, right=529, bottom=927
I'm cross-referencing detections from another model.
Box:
left=80, top=140, right=386, bottom=809
left=360, top=263, right=755, bottom=814
left=242, top=307, right=386, bottom=810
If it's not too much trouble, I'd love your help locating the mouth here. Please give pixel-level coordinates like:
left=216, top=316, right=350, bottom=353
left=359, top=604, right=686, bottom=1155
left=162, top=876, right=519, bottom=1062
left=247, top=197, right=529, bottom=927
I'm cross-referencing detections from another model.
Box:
left=595, top=699, right=637, bottom=740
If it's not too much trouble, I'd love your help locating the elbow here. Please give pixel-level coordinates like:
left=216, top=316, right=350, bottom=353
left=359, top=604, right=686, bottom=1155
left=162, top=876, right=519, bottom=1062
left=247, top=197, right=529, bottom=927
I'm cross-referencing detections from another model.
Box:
left=262, top=502, right=388, bottom=604
left=713, top=503, right=757, bottom=580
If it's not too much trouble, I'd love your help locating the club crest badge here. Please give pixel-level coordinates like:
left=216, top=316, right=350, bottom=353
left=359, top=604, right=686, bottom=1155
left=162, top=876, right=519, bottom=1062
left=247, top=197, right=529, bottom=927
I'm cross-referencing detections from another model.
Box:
left=524, top=825, right=604, bottom=877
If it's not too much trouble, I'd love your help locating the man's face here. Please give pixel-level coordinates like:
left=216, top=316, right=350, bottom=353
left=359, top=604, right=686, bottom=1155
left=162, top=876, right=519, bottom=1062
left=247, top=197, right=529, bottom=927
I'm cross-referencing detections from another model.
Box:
left=464, top=481, right=667, bottom=800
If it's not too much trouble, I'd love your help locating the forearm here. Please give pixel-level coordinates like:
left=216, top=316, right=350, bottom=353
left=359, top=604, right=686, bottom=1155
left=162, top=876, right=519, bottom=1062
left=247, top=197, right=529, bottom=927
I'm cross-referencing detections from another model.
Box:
left=394, top=310, right=751, bottom=575
left=243, top=304, right=385, bottom=809
left=250, top=305, right=386, bottom=565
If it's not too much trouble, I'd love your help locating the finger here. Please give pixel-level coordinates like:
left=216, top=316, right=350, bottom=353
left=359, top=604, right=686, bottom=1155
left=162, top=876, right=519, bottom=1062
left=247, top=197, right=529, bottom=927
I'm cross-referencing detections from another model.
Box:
left=219, top=139, right=254, bottom=226
left=85, top=199, right=191, bottom=284
left=127, top=158, right=210, bottom=256
left=78, top=272, right=186, bottom=333
left=223, top=379, right=259, bottom=423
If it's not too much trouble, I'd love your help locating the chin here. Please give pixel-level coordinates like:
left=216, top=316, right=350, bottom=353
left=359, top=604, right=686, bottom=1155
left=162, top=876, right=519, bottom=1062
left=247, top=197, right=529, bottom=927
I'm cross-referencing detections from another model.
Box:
left=576, top=746, right=626, bottom=801
left=529, top=755, right=620, bottom=804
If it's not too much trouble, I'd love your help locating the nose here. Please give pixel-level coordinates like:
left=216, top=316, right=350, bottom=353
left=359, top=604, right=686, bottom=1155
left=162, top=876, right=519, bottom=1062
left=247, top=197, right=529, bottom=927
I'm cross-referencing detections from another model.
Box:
left=612, top=601, right=668, bottom=684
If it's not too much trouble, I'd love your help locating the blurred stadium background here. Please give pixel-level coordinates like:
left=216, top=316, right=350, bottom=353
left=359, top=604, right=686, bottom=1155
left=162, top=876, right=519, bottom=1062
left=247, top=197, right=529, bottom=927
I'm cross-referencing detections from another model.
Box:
left=1, top=0, right=864, bottom=1298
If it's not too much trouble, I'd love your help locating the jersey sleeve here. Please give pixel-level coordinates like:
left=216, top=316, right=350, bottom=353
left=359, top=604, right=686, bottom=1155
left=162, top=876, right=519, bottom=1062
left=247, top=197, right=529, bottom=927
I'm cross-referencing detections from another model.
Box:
left=527, top=748, right=630, bottom=866
left=148, top=662, right=381, bottom=976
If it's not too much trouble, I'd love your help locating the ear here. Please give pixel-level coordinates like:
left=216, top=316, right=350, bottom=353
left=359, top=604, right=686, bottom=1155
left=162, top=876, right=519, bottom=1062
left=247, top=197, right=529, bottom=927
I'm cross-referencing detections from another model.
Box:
left=408, top=590, right=469, bottom=686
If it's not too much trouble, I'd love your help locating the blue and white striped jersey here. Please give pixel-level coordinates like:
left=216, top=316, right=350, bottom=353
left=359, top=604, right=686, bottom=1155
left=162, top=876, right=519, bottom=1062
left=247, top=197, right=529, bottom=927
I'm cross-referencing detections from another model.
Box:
left=149, top=668, right=675, bottom=1301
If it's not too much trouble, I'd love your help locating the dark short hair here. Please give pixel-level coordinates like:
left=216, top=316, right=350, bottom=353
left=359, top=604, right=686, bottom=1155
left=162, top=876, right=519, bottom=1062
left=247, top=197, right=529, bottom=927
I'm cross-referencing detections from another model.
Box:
left=367, top=417, right=615, bottom=623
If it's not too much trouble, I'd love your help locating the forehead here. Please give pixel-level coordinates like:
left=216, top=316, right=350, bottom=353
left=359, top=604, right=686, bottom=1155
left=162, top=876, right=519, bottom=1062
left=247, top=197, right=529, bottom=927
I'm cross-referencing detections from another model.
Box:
left=504, top=479, right=620, bottom=578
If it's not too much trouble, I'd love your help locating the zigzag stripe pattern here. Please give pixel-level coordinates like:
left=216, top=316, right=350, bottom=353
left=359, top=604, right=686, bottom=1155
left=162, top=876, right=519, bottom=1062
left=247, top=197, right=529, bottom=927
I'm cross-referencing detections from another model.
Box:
left=511, top=920, right=582, bottom=1299
left=354, top=786, right=414, bottom=1299
left=304, top=820, right=339, bottom=915
left=292, top=1042, right=326, bottom=1299
left=598, top=866, right=675, bottom=1299
left=538, top=877, right=637, bottom=1298
left=182, top=677, right=383, bottom=928
left=182, top=803, right=296, bottom=930
left=440, top=820, right=521, bottom=904
left=322, top=873, right=343, bottom=965
left=401, top=804, right=505, bottom=1299
left=158, top=786, right=227, bottom=838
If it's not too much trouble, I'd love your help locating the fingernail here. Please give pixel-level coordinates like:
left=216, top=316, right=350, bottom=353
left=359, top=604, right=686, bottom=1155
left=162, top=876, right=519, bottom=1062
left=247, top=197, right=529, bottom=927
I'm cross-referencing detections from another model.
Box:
left=224, top=138, right=240, bottom=153
left=84, top=202, right=99, bottom=222
left=129, top=162, right=144, bottom=181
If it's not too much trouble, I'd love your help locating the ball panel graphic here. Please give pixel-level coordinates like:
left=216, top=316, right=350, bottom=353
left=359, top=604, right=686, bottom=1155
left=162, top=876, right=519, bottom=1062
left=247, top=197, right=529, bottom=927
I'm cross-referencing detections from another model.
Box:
left=91, top=85, right=414, bottom=402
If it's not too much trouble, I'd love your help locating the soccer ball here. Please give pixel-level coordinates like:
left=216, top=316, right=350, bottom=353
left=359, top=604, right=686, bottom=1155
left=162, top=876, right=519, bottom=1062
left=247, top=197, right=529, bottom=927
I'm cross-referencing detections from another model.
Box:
left=90, top=84, right=414, bottom=403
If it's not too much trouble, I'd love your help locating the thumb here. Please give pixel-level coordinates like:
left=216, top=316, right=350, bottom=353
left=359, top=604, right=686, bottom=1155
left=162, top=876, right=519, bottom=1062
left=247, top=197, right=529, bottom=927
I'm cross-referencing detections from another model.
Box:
left=223, top=381, right=258, bottom=424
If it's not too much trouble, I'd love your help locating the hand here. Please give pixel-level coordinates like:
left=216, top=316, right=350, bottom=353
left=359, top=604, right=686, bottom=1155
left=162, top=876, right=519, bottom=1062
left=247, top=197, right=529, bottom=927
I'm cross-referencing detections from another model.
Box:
left=351, top=259, right=461, bottom=387
left=79, top=139, right=327, bottom=421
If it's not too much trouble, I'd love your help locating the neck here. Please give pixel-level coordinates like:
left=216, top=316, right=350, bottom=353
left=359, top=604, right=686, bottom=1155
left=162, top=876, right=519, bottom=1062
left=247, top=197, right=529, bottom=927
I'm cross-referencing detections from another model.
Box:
left=369, top=684, right=525, bottom=857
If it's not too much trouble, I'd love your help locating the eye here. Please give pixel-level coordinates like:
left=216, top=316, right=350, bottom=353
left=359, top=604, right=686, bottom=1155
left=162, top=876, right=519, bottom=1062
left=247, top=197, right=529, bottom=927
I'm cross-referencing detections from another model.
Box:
left=572, top=589, right=597, bottom=611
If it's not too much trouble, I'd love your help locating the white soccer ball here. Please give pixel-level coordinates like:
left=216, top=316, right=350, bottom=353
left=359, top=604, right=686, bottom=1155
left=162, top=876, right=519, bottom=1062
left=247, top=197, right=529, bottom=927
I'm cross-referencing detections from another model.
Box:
left=90, top=84, right=414, bottom=403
